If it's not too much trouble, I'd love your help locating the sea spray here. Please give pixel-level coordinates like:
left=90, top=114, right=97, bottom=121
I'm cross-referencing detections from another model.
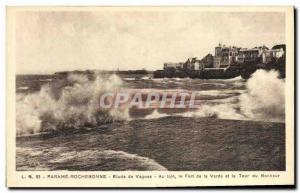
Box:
left=182, top=70, right=285, bottom=122
left=16, top=70, right=285, bottom=136
left=139, top=70, right=285, bottom=122
left=16, top=74, right=129, bottom=136
left=239, top=69, right=285, bottom=122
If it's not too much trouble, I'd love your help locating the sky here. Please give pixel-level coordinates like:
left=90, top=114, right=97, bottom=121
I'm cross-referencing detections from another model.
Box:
left=15, top=10, right=285, bottom=74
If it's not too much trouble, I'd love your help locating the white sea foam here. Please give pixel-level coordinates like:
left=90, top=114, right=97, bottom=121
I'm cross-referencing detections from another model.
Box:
left=47, top=149, right=167, bottom=171
left=239, top=69, right=285, bottom=122
left=17, top=147, right=167, bottom=171
left=17, top=86, right=29, bottom=90
left=16, top=74, right=129, bottom=136
left=123, top=77, right=136, bottom=81
left=143, top=110, right=170, bottom=119
left=16, top=70, right=285, bottom=136
left=142, top=70, right=285, bottom=122
left=141, top=76, right=151, bottom=80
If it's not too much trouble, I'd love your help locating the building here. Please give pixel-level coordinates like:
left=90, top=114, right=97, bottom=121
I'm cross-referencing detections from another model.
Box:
left=213, top=44, right=240, bottom=68
left=237, top=48, right=260, bottom=63
left=262, top=47, right=284, bottom=64
left=199, top=54, right=214, bottom=70
left=183, top=57, right=199, bottom=71
left=237, top=45, right=269, bottom=64
left=183, top=54, right=214, bottom=71
left=163, top=62, right=184, bottom=70
left=155, top=43, right=286, bottom=79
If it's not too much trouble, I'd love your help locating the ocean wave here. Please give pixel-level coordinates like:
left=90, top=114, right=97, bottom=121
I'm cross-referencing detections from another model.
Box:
left=239, top=70, right=285, bottom=122
left=143, top=110, right=170, bottom=119
left=17, top=147, right=167, bottom=171
left=16, top=74, right=129, bottom=136
left=16, top=70, right=285, bottom=136
left=141, top=70, right=285, bottom=122
left=17, top=86, right=29, bottom=90
left=123, top=77, right=136, bottom=81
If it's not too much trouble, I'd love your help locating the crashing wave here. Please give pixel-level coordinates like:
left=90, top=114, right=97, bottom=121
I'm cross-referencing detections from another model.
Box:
left=16, top=74, right=129, bottom=136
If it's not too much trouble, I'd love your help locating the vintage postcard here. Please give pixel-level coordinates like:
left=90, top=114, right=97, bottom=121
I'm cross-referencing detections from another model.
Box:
left=6, top=6, right=294, bottom=187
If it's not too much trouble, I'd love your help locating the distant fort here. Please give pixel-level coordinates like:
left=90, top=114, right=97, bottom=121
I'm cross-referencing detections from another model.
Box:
left=154, top=43, right=286, bottom=79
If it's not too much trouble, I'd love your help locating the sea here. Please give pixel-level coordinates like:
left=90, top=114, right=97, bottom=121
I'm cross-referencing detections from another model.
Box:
left=15, top=70, right=286, bottom=171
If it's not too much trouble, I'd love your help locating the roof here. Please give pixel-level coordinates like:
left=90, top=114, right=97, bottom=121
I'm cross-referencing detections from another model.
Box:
left=272, top=44, right=286, bottom=51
